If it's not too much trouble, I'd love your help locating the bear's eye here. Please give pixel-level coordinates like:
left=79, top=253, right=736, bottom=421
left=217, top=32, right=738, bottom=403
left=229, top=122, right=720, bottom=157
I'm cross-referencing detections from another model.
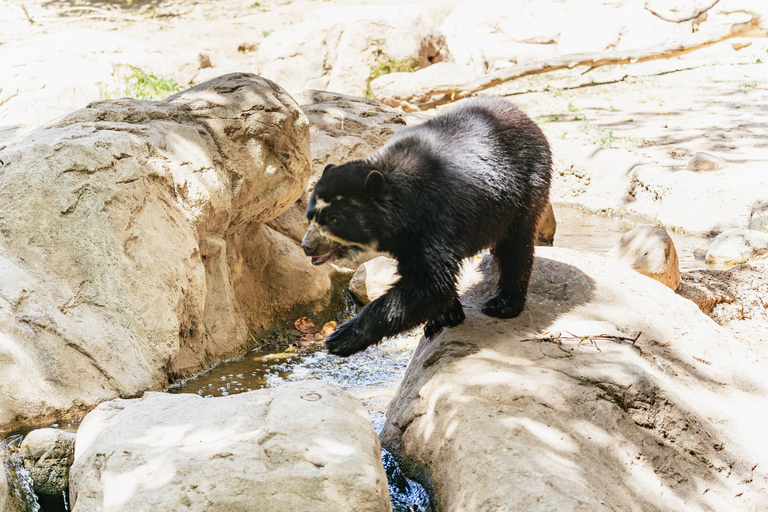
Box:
left=326, top=215, right=339, bottom=225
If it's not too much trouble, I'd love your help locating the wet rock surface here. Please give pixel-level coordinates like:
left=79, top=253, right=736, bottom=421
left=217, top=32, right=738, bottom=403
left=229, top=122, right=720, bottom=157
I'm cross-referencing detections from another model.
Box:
left=69, top=382, right=391, bottom=512
left=20, top=428, right=74, bottom=500
left=382, top=247, right=768, bottom=511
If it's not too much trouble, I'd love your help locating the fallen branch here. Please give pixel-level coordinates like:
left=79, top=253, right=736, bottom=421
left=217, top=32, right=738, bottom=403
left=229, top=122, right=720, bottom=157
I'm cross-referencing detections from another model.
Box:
left=371, top=13, right=765, bottom=111
left=521, top=331, right=642, bottom=352
left=645, top=0, right=720, bottom=23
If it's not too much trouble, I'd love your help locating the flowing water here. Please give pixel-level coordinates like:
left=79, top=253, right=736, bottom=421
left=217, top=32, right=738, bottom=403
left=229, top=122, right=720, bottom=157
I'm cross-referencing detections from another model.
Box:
left=0, top=207, right=727, bottom=511
left=1, top=434, right=41, bottom=512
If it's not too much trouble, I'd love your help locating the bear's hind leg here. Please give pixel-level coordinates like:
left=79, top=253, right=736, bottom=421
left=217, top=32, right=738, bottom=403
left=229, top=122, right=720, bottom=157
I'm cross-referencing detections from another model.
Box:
left=424, top=295, right=465, bottom=338
left=482, top=224, right=536, bottom=319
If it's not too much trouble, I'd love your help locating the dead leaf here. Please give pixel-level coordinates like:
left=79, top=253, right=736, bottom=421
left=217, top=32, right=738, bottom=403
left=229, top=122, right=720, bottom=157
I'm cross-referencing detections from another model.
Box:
left=320, top=321, right=337, bottom=337
left=294, top=317, right=317, bottom=334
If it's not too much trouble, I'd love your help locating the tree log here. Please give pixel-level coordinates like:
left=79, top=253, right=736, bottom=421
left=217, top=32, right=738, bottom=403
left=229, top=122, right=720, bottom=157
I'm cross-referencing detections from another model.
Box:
left=371, top=13, right=765, bottom=111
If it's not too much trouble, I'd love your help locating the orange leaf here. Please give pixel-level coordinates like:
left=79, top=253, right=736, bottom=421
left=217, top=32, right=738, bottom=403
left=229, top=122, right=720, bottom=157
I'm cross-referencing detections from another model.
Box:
left=294, top=317, right=317, bottom=334
left=320, top=321, right=337, bottom=337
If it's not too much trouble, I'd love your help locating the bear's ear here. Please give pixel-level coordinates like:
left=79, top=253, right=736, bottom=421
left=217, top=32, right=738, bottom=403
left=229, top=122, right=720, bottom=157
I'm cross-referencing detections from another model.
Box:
left=364, top=170, right=385, bottom=197
left=322, top=163, right=336, bottom=175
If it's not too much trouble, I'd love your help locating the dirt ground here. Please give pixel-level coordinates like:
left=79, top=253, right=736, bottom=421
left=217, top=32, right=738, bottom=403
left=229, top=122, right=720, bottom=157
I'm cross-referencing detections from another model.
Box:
left=2, top=0, right=766, bottom=356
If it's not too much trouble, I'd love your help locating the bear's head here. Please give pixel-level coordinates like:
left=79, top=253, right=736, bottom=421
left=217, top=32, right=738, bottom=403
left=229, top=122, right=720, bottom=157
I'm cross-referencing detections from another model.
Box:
left=301, top=162, right=385, bottom=265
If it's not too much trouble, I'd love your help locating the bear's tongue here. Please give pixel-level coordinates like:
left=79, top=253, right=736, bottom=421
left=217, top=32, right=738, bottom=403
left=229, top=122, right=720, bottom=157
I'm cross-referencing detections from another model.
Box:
left=311, top=250, right=334, bottom=266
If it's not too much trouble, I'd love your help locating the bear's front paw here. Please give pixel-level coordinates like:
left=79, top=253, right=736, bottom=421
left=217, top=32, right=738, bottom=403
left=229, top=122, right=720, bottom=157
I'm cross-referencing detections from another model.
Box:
left=482, top=294, right=525, bottom=319
left=424, top=299, right=465, bottom=338
left=325, top=319, right=377, bottom=357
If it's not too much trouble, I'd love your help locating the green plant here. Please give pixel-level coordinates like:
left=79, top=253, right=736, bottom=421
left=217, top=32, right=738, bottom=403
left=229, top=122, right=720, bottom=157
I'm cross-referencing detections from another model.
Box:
left=567, top=102, right=578, bottom=112
left=537, top=113, right=567, bottom=123
left=365, top=40, right=420, bottom=99
left=99, top=66, right=181, bottom=101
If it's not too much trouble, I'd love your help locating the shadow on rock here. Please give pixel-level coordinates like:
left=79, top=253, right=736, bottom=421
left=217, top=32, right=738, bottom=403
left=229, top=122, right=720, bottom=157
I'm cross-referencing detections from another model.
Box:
left=382, top=246, right=768, bottom=512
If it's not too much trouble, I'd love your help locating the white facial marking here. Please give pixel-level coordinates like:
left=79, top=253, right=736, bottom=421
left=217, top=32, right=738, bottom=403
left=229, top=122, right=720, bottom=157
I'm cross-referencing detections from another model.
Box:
left=314, top=198, right=330, bottom=212
left=306, top=219, right=377, bottom=251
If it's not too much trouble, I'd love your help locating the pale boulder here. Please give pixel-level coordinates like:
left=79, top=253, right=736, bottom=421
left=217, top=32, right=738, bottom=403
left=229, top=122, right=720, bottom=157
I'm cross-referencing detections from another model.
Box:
left=0, top=73, right=317, bottom=430
left=69, top=382, right=391, bottom=512
left=608, top=225, right=680, bottom=290
left=256, top=5, right=447, bottom=97
left=349, top=257, right=400, bottom=304
left=705, top=228, right=768, bottom=264
left=382, top=247, right=768, bottom=511
left=370, top=62, right=477, bottom=110
left=0, top=468, right=8, bottom=512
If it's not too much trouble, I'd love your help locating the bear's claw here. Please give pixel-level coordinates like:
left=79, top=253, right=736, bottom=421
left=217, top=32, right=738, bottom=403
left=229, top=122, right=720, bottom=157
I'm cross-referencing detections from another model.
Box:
left=482, top=294, right=525, bottom=319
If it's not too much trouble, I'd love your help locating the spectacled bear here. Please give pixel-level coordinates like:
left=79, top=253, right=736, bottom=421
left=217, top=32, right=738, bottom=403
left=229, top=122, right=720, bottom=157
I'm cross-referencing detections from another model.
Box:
left=301, top=96, right=552, bottom=357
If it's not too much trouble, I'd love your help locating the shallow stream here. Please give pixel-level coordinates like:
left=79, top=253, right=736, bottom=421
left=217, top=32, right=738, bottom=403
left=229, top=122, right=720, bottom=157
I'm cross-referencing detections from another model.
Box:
left=1, top=206, right=722, bottom=511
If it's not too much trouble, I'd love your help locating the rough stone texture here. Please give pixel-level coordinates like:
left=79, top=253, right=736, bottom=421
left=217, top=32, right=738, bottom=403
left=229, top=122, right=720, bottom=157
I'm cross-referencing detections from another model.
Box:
left=0, top=29, right=207, bottom=133
left=608, top=225, right=680, bottom=290
left=0, top=468, right=8, bottom=512
left=535, top=202, right=557, bottom=247
left=382, top=247, right=768, bottom=512
left=256, top=5, right=447, bottom=97
left=0, top=73, right=317, bottom=430
left=370, top=62, right=478, bottom=110
left=549, top=138, right=768, bottom=236
left=678, top=258, right=768, bottom=361
left=69, top=382, right=391, bottom=512
left=441, top=0, right=692, bottom=72
left=705, top=228, right=768, bottom=264
left=349, top=257, right=400, bottom=305
left=20, top=428, right=74, bottom=498
left=269, top=91, right=426, bottom=249
left=687, top=151, right=728, bottom=172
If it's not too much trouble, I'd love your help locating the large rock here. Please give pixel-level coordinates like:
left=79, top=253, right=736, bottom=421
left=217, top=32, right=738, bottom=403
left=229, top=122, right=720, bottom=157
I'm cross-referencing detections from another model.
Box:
left=69, top=382, right=391, bottom=512
left=20, top=428, right=74, bottom=499
left=370, top=62, right=478, bottom=111
left=608, top=225, right=680, bottom=290
left=256, top=5, right=447, bottom=97
left=705, top=228, right=768, bottom=264
left=549, top=138, right=768, bottom=236
left=0, top=466, right=8, bottom=512
left=381, top=247, right=768, bottom=511
left=0, top=73, right=319, bottom=430
left=441, top=0, right=692, bottom=72
left=349, top=256, right=400, bottom=304
left=0, top=29, right=207, bottom=133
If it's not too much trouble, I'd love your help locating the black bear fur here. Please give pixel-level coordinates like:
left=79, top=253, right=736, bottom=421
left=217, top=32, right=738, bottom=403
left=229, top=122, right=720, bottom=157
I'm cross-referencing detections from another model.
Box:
left=301, top=97, right=552, bottom=357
